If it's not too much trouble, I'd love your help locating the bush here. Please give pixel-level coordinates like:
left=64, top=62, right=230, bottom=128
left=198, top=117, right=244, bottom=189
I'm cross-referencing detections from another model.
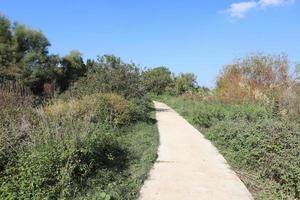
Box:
left=0, top=98, right=157, bottom=199
left=0, top=119, right=128, bottom=199
left=44, top=93, right=150, bottom=127
left=216, top=53, right=300, bottom=116
left=0, top=81, right=38, bottom=171
left=207, top=119, right=300, bottom=199
left=43, top=96, right=96, bottom=121
left=0, top=80, right=157, bottom=200
left=142, top=67, right=173, bottom=95
left=63, top=55, right=145, bottom=99
left=94, top=93, right=138, bottom=126
left=96, top=94, right=151, bottom=126
left=187, top=101, right=272, bottom=128
left=167, top=73, right=198, bottom=96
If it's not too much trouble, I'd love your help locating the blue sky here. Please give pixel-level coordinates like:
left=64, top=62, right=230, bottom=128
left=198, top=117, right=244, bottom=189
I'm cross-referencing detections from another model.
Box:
left=1, top=0, right=299, bottom=87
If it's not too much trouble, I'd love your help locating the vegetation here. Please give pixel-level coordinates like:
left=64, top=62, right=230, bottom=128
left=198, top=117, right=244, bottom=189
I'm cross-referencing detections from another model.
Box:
left=0, top=14, right=85, bottom=96
left=0, top=69, right=160, bottom=200
left=0, top=78, right=159, bottom=200
left=154, top=54, right=300, bottom=199
left=1, top=13, right=300, bottom=200
left=0, top=15, right=159, bottom=200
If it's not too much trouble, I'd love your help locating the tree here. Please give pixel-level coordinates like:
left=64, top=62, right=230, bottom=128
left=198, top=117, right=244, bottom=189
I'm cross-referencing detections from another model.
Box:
left=66, top=55, right=145, bottom=99
left=12, top=24, right=59, bottom=94
left=13, top=24, right=50, bottom=55
left=171, top=73, right=198, bottom=95
left=94, top=55, right=144, bottom=98
left=0, top=15, right=11, bottom=43
left=142, top=67, right=173, bottom=95
left=58, top=50, right=86, bottom=91
left=0, top=15, right=16, bottom=80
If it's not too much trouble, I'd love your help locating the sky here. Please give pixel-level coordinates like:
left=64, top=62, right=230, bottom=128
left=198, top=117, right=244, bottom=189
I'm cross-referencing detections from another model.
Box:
left=1, top=0, right=299, bottom=87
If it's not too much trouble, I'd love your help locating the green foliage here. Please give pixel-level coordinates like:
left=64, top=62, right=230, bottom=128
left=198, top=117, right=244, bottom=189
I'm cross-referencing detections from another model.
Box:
left=168, top=73, right=198, bottom=95
left=65, top=55, right=145, bottom=99
left=92, top=93, right=150, bottom=126
left=191, top=103, right=272, bottom=128
left=0, top=15, right=16, bottom=79
left=12, top=24, right=61, bottom=94
left=1, top=15, right=202, bottom=98
left=0, top=16, right=60, bottom=95
left=0, top=78, right=158, bottom=199
left=0, top=103, right=158, bottom=199
left=45, top=93, right=151, bottom=128
left=207, top=120, right=300, bottom=199
left=143, top=68, right=199, bottom=96
left=13, top=24, right=50, bottom=55
left=143, top=67, right=173, bottom=95
left=0, top=15, right=87, bottom=95
left=0, top=117, right=127, bottom=199
left=58, top=50, right=86, bottom=91
left=0, top=15, right=12, bottom=44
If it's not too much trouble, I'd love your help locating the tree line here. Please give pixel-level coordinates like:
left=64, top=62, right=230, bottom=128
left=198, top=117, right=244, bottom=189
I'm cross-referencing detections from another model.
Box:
left=0, top=14, right=87, bottom=95
left=0, top=14, right=200, bottom=98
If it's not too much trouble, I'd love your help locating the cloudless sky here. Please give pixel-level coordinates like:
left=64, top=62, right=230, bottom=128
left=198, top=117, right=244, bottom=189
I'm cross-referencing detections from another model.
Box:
left=1, top=0, right=299, bottom=87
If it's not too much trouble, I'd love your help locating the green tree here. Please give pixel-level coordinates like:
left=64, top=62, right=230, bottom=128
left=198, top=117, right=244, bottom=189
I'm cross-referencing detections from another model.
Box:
left=58, top=50, right=86, bottom=91
left=0, top=15, right=16, bottom=80
left=171, top=73, right=198, bottom=95
left=143, top=67, right=173, bottom=95
left=66, top=55, right=145, bottom=99
left=12, top=24, right=59, bottom=94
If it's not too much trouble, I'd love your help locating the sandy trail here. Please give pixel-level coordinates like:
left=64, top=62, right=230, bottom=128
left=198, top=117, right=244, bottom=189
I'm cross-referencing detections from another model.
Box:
left=139, top=101, right=253, bottom=200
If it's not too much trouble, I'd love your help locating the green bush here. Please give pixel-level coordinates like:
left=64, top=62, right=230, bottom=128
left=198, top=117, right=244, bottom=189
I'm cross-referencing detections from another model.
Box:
left=93, top=93, right=149, bottom=127
left=0, top=119, right=128, bottom=199
left=1, top=89, right=157, bottom=199
left=44, top=93, right=150, bottom=127
left=189, top=101, right=272, bottom=128
left=0, top=108, right=36, bottom=172
left=207, top=119, right=300, bottom=199
left=63, top=55, right=145, bottom=99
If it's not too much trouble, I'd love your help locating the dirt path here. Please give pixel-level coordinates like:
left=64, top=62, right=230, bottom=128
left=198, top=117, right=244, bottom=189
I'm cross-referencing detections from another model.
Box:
left=139, top=101, right=253, bottom=200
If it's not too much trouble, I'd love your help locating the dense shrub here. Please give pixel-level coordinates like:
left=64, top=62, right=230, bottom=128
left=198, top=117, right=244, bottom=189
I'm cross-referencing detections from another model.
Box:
left=207, top=119, right=300, bottom=199
left=0, top=81, right=38, bottom=171
left=0, top=93, right=157, bottom=199
left=0, top=75, right=157, bottom=199
left=0, top=118, right=128, bottom=199
left=93, top=93, right=140, bottom=126
left=0, top=13, right=160, bottom=200
left=216, top=53, right=300, bottom=116
left=166, top=73, right=198, bottom=96
left=143, top=68, right=199, bottom=96
left=64, top=55, right=145, bottom=99
left=57, top=50, right=87, bottom=91
left=43, top=94, right=101, bottom=122
left=44, top=93, right=150, bottom=127
left=160, top=96, right=272, bottom=128
left=142, top=67, right=173, bottom=95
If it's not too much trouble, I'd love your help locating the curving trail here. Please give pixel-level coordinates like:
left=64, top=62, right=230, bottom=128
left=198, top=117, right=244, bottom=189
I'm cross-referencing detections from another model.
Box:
left=139, top=101, right=253, bottom=200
